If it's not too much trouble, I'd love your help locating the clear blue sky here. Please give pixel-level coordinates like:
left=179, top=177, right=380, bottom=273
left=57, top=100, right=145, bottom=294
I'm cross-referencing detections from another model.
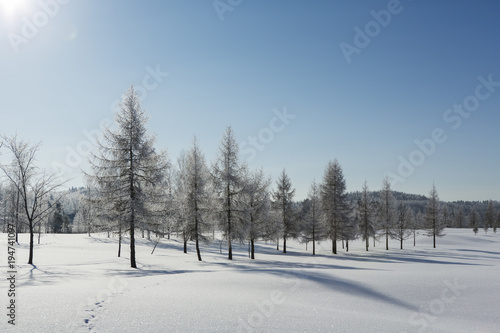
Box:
left=1, top=0, right=499, bottom=202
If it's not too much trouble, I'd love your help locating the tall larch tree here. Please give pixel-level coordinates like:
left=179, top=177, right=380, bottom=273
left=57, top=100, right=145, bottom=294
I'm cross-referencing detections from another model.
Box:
left=272, top=169, right=296, bottom=254
left=378, top=176, right=396, bottom=250
left=301, top=180, right=323, bottom=255
left=425, top=184, right=445, bottom=248
left=87, top=86, right=168, bottom=268
left=320, top=159, right=349, bottom=255
left=183, top=137, right=212, bottom=261
left=358, top=181, right=375, bottom=251
left=212, top=126, right=245, bottom=260
left=394, top=202, right=413, bottom=249
left=242, top=168, right=271, bottom=259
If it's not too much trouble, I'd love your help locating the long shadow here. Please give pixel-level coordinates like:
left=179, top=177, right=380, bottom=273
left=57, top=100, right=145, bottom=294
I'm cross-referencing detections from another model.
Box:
left=456, top=249, right=500, bottom=256
left=329, top=250, right=486, bottom=266
left=108, top=268, right=214, bottom=278
left=234, top=266, right=418, bottom=312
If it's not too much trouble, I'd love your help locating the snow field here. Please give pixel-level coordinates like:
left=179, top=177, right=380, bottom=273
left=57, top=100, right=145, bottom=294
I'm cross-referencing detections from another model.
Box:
left=1, top=229, right=499, bottom=332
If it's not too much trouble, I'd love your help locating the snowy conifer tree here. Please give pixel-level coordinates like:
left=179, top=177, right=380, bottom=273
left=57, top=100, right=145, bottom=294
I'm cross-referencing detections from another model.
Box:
left=182, top=137, right=212, bottom=261
left=425, top=184, right=444, bottom=248
left=394, top=202, right=413, bottom=249
left=173, top=151, right=190, bottom=253
left=241, top=168, right=271, bottom=259
left=378, top=176, right=396, bottom=250
left=413, top=211, right=424, bottom=246
left=357, top=181, right=375, bottom=251
left=272, top=169, right=296, bottom=254
left=470, top=208, right=479, bottom=235
left=300, top=181, right=323, bottom=255
left=320, top=159, right=349, bottom=254
left=212, top=126, right=245, bottom=260
left=86, top=86, right=168, bottom=268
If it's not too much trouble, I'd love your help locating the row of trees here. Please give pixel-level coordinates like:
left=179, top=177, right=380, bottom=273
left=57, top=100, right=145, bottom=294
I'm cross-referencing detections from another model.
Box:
left=2, top=86, right=499, bottom=267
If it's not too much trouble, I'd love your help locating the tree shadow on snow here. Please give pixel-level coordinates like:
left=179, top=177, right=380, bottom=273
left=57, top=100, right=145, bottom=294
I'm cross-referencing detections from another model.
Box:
left=17, top=264, right=83, bottom=287
left=232, top=265, right=418, bottom=312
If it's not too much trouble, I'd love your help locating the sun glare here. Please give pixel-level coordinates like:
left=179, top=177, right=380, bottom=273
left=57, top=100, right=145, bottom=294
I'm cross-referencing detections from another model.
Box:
left=0, top=0, right=29, bottom=17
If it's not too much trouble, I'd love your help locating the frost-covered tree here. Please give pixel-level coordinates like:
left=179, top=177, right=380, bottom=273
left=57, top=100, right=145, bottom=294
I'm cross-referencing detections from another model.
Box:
left=425, top=184, right=445, bottom=248
left=378, top=176, right=396, bottom=250
left=357, top=181, right=375, bottom=251
left=242, top=168, right=271, bottom=259
left=0, top=135, right=65, bottom=264
left=394, top=202, right=413, bottom=249
left=212, top=126, right=245, bottom=260
left=182, top=138, right=212, bottom=261
left=413, top=211, right=424, bottom=246
left=301, top=181, right=324, bottom=255
left=173, top=151, right=190, bottom=253
left=470, top=208, right=479, bottom=235
left=272, top=169, right=296, bottom=254
left=320, top=159, right=349, bottom=254
left=86, top=86, right=168, bottom=268
left=484, top=200, right=495, bottom=234
left=0, top=182, right=23, bottom=240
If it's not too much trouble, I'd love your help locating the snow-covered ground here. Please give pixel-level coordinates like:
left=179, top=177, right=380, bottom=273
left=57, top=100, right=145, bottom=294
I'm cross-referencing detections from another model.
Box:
left=1, top=229, right=499, bottom=332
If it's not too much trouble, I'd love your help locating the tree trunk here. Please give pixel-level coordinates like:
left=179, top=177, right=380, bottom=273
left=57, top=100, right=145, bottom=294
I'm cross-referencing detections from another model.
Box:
left=118, top=228, right=122, bottom=257
left=386, top=230, right=389, bottom=250
left=227, top=188, right=232, bottom=260
left=332, top=238, right=337, bottom=254
left=276, top=237, right=279, bottom=251
left=15, top=190, right=20, bottom=243
left=365, top=237, right=369, bottom=251
left=283, top=236, right=287, bottom=254
left=433, top=218, right=436, bottom=248
left=346, top=239, right=349, bottom=252
left=183, top=232, right=187, bottom=254
left=130, top=225, right=137, bottom=265
left=312, top=224, right=316, bottom=256
left=400, top=238, right=403, bottom=250
left=28, top=221, right=34, bottom=265
left=196, top=237, right=202, bottom=261
left=251, top=239, right=255, bottom=259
